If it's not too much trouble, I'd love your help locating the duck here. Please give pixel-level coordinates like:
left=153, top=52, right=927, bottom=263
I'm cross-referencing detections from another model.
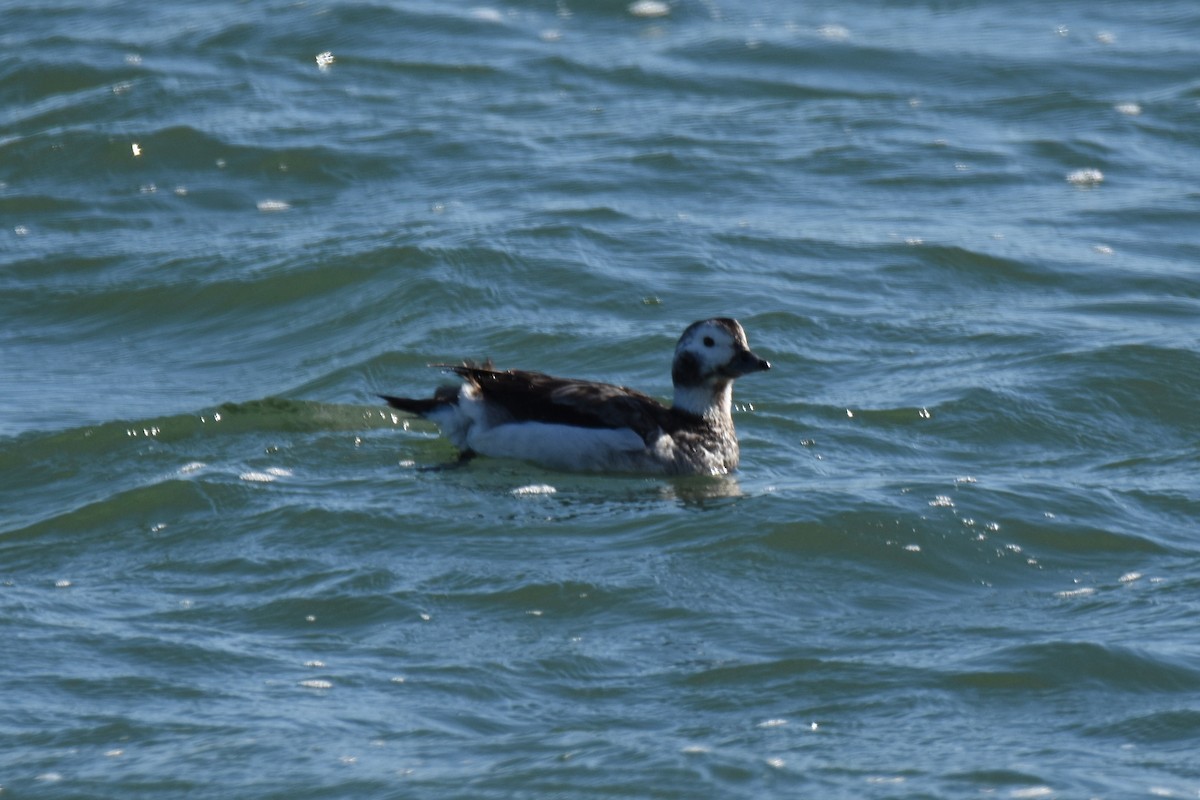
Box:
left=380, top=318, right=770, bottom=475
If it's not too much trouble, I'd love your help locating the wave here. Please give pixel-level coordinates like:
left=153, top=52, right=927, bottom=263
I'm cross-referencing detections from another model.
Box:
left=1, top=123, right=392, bottom=193
left=944, top=640, right=1200, bottom=694
left=0, top=398, right=413, bottom=537
left=1090, top=709, right=1200, bottom=745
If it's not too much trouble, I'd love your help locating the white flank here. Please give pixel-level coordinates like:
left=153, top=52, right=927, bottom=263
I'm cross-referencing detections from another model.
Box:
left=470, top=422, right=645, bottom=472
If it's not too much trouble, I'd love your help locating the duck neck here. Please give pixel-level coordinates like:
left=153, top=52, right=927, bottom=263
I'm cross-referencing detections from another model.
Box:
left=672, top=380, right=732, bottom=422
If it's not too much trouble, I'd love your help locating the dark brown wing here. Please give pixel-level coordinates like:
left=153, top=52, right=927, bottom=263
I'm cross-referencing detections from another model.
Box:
left=440, top=365, right=675, bottom=442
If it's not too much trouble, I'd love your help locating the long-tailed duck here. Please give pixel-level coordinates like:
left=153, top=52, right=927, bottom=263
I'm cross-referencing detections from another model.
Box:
left=380, top=318, right=770, bottom=475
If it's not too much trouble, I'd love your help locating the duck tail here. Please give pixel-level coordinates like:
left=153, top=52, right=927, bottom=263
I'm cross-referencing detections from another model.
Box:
left=379, top=395, right=438, bottom=415
left=379, top=384, right=459, bottom=417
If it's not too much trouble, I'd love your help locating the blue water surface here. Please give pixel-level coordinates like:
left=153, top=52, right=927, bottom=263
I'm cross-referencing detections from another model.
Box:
left=3, top=1, right=1200, bottom=797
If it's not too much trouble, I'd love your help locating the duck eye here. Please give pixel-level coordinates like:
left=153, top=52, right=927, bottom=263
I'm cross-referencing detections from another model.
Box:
left=702, top=336, right=715, bottom=347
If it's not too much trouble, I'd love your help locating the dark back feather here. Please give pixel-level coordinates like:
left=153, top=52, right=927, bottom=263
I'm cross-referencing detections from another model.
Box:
left=442, top=365, right=693, bottom=443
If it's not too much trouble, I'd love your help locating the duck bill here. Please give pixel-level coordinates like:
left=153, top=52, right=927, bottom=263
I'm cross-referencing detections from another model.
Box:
left=722, top=348, right=771, bottom=378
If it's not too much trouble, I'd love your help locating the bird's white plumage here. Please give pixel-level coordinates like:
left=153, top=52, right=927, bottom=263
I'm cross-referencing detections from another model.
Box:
left=468, top=422, right=648, bottom=472
left=672, top=383, right=732, bottom=421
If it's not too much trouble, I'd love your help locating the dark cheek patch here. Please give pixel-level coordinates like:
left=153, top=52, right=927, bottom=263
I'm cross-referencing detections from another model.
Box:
left=672, top=351, right=704, bottom=386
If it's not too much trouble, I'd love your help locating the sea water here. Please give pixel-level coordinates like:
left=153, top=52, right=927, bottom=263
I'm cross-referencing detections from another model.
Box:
left=3, top=1, right=1199, bottom=796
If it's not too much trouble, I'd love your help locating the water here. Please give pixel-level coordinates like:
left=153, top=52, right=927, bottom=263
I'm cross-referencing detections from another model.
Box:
left=3, top=0, right=1200, bottom=796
